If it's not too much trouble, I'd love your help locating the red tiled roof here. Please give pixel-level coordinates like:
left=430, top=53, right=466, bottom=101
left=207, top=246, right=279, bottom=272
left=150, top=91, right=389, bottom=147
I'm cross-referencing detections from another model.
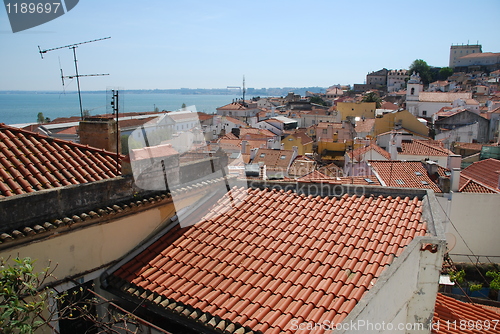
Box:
left=461, top=158, right=500, bottom=191
left=459, top=174, right=499, bottom=194
left=369, top=160, right=445, bottom=193
left=111, top=187, right=428, bottom=333
left=251, top=148, right=295, bottom=170
left=239, top=128, right=276, bottom=139
left=400, top=140, right=453, bottom=157
left=297, top=170, right=332, bottom=181
left=217, top=102, right=249, bottom=110
left=432, top=293, right=500, bottom=334
left=293, top=131, right=314, bottom=145
left=348, top=143, right=390, bottom=161
left=354, top=118, right=376, bottom=134
left=0, top=123, right=122, bottom=197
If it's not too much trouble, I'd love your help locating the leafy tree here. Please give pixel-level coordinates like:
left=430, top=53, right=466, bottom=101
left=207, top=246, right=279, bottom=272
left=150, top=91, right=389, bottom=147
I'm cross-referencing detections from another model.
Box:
left=36, top=113, right=45, bottom=124
left=0, top=257, right=54, bottom=334
left=181, top=103, right=187, bottom=110
left=409, top=59, right=432, bottom=85
left=438, top=67, right=454, bottom=81
left=309, top=96, right=327, bottom=106
left=0, top=257, right=156, bottom=334
left=361, top=92, right=382, bottom=109
left=82, top=109, right=91, bottom=118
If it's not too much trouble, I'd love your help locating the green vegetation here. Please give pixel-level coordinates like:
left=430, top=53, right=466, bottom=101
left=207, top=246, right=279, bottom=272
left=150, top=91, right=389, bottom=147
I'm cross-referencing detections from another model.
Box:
left=361, top=92, right=382, bottom=108
left=309, top=96, right=327, bottom=106
left=0, top=257, right=54, bottom=334
left=409, top=59, right=455, bottom=85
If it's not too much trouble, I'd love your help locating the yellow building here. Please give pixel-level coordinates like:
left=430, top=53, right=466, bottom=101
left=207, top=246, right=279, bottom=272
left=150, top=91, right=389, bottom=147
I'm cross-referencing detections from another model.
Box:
left=282, top=131, right=314, bottom=155
left=374, top=109, right=429, bottom=137
left=337, top=102, right=377, bottom=120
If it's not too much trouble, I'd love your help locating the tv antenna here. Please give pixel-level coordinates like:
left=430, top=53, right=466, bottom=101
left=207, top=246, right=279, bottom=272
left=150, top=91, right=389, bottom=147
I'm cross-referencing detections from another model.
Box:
left=38, top=36, right=111, bottom=119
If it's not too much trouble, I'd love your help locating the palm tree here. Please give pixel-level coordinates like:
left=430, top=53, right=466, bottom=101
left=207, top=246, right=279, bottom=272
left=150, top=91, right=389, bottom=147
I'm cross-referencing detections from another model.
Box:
left=362, top=92, right=382, bottom=109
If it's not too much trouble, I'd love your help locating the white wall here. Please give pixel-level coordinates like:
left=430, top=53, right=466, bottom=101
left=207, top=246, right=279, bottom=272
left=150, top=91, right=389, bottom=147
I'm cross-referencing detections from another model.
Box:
left=439, top=193, right=500, bottom=263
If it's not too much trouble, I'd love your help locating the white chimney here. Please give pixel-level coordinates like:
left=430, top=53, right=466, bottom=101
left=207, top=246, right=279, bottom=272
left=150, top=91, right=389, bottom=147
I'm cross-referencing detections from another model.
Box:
left=280, top=143, right=284, bottom=150
left=267, top=139, right=273, bottom=149
left=447, top=154, right=461, bottom=170
left=259, top=164, right=267, bottom=180
left=241, top=140, right=248, bottom=154
left=425, top=160, right=439, bottom=176
left=451, top=168, right=461, bottom=192
left=250, top=148, right=258, bottom=161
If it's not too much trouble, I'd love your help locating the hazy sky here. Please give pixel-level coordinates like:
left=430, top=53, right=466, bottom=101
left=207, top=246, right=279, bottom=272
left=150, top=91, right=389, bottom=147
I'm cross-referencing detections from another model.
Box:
left=1, top=0, right=499, bottom=91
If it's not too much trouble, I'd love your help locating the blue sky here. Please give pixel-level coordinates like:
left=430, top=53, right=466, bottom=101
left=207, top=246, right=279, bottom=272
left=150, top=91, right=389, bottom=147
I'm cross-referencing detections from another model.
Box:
left=1, top=0, right=499, bottom=91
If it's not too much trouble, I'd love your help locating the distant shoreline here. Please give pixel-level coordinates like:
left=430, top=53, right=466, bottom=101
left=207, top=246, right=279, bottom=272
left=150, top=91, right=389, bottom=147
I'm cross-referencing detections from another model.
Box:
left=0, top=87, right=327, bottom=96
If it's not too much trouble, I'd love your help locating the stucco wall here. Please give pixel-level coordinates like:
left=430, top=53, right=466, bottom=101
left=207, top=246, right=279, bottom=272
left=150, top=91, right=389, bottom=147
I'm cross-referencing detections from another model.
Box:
left=0, top=202, right=177, bottom=282
left=439, top=193, right=500, bottom=263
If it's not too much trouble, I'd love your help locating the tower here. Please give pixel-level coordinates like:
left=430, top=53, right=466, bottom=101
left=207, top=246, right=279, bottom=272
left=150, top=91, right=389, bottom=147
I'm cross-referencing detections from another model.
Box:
left=406, top=72, right=423, bottom=116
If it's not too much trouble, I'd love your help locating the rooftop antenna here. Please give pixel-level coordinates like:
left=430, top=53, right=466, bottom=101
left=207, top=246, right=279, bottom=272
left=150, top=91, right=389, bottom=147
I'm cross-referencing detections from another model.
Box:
left=38, top=36, right=111, bottom=120
left=242, top=75, right=246, bottom=106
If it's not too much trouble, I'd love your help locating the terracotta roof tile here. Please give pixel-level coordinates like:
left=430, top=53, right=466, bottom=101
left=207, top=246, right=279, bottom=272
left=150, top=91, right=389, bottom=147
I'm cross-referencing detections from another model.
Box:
left=109, top=186, right=429, bottom=333
left=369, top=160, right=445, bottom=193
left=461, top=158, right=500, bottom=191
left=400, top=140, right=453, bottom=157
left=0, top=123, right=122, bottom=197
left=432, top=293, right=500, bottom=333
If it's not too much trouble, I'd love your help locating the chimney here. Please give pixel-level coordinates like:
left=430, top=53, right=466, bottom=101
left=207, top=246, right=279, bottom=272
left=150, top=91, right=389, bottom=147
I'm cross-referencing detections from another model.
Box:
left=259, top=163, right=267, bottom=180
left=250, top=148, right=258, bottom=161
left=292, top=146, right=299, bottom=161
left=267, top=139, right=273, bottom=149
left=79, top=117, right=121, bottom=153
left=497, top=171, right=500, bottom=190
left=280, top=143, right=284, bottom=150
left=451, top=168, right=461, bottom=192
left=447, top=154, right=461, bottom=170
left=241, top=140, right=248, bottom=154
left=424, top=160, right=439, bottom=176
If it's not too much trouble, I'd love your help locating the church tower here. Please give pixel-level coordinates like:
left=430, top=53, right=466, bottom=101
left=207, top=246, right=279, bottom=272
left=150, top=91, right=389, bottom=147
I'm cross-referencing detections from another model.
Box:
left=406, top=72, right=423, bottom=116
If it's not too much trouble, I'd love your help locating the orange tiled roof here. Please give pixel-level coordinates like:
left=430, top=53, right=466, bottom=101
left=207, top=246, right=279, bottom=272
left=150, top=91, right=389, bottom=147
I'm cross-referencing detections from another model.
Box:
left=369, top=160, right=445, bottom=193
left=348, top=143, right=390, bottom=161
left=459, top=175, right=499, bottom=194
left=0, top=123, right=122, bottom=197
left=461, top=158, right=500, bottom=191
left=251, top=148, right=295, bottom=170
left=287, top=130, right=313, bottom=145
left=109, top=187, right=428, bottom=333
left=432, top=293, right=500, bottom=334
left=400, top=140, right=453, bottom=157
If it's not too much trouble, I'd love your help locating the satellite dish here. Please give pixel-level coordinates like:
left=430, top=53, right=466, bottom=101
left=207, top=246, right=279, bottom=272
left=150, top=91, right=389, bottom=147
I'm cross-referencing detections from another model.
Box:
left=445, top=233, right=457, bottom=252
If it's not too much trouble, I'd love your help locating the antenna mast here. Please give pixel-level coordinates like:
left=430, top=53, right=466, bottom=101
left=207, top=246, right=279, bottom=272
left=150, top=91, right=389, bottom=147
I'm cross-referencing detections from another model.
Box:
left=38, top=37, right=111, bottom=119
left=242, top=75, right=246, bottom=106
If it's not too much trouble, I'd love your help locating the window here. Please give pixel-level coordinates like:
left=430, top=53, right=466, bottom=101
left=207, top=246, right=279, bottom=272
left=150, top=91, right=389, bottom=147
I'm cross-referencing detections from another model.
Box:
left=322, top=129, right=327, bottom=134
left=280, top=155, right=286, bottom=159
left=395, top=179, right=405, bottom=185
left=364, top=178, right=374, bottom=184
left=421, top=180, right=429, bottom=185
left=260, top=153, right=266, bottom=158
left=422, top=110, right=427, bottom=116
left=414, top=171, right=422, bottom=176
left=411, top=88, right=415, bottom=95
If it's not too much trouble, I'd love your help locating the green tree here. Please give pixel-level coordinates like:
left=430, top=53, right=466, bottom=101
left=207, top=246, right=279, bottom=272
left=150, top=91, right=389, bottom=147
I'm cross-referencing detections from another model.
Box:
left=438, top=67, right=454, bottom=81
left=309, top=96, right=327, bottom=106
left=409, top=59, right=432, bottom=85
left=82, top=109, right=91, bottom=118
left=181, top=103, right=187, bottom=110
left=0, top=257, right=150, bottom=334
left=361, top=92, right=382, bottom=109
left=36, top=113, right=45, bottom=124
left=0, top=257, right=53, bottom=334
